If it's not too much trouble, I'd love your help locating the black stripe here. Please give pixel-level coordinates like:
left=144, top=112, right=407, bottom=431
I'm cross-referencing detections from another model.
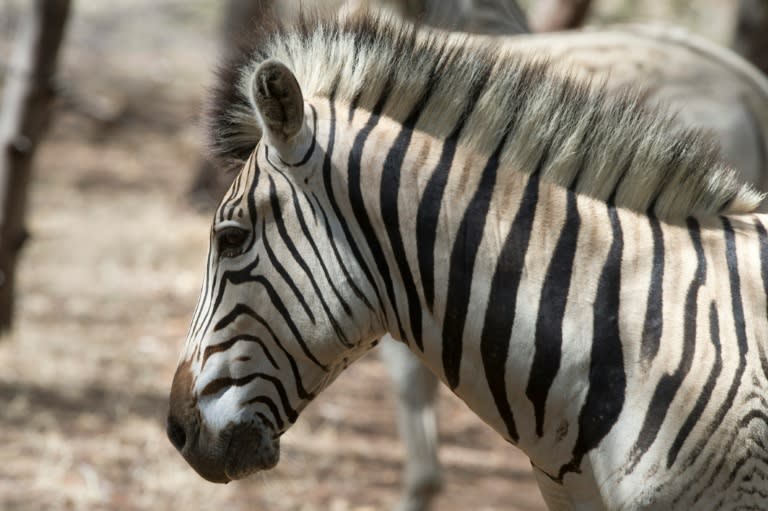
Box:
left=558, top=204, right=626, bottom=481
left=667, top=300, right=722, bottom=467
left=191, top=160, right=262, bottom=343
left=213, top=303, right=313, bottom=400
left=275, top=163, right=352, bottom=316
left=321, top=101, right=386, bottom=326
left=347, top=85, right=411, bottom=341
left=191, top=246, right=228, bottom=345
left=377, top=71, right=438, bottom=350
left=477, top=173, right=541, bottom=442
left=302, top=189, right=318, bottom=223
left=252, top=274, right=329, bottom=371
left=255, top=412, right=276, bottom=434
left=754, top=218, right=768, bottom=382
left=443, top=133, right=508, bottom=388
left=218, top=169, right=242, bottom=223
left=311, top=191, right=374, bottom=312
left=262, top=228, right=315, bottom=324
left=241, top=395, right=285, bottom=431
left=270, top=162, right=352, bottom=320
left=673, top=217, right=750, bottom=484
left=416, top=65, right=492, bottom=311
left=348, top=89, right=363, bottom=124
left=202, top=334, right=280, bottom=370
left=238, top=156, right=262, bottom=260
left=196, top=254, right=260, bottom=353
left=268, top=174, right=352, bottom=348
left=627, top=217, right=705, bottom=472
left=190, top=248, right=215, bottom=342
left=722, top=215, right=750, bottom=396
left=202, top=372, right=298, bottom=423
left=684, top=217, right=749, bottom=459
left=526, top=191, right=580, bottom=437
left=210, top=258, right=329, bottom=372
left=640, top=213, right=665, bottom=363
left=268, top=157, right=354, bottom=317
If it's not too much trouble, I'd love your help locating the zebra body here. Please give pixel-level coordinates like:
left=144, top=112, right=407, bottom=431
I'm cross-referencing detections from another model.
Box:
left=168, top=14, right=768, bottom=510
left=278, top=0, right=530, bottom=34
left=349, top=0, right=530, bottom=34
left=502, top=24, right=768, bottom=194
left=379, top=22, right=768, bottom=511
left=304, top=102, right=768, bottom=508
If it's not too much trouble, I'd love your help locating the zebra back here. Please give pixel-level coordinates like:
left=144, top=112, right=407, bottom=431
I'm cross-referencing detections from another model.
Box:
left=501, top=24, right=768, bottom=196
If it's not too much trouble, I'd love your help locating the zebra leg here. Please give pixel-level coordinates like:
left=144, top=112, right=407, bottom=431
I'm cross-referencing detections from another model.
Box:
left=379, top=336, right=443, bottom=511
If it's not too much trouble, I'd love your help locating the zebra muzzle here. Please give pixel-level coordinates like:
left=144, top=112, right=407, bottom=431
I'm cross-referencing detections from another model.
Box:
left=167, top=361, right=280, bottom=482
left=166, top=410, right=279, bottom=483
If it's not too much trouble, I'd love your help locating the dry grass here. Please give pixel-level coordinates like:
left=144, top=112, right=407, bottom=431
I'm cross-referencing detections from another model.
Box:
left=0, top=1, right=746, bottom=510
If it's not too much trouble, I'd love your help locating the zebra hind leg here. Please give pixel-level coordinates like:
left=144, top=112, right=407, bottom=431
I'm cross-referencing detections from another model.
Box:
left=379, top=337, right=443, bottom=511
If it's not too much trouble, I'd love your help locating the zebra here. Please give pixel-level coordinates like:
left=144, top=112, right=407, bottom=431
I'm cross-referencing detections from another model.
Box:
left=206, top=3, right=768, bottom=510
left=262, top=6, right=768, bottom=510
left=340, top=0, right=529, bottom=34
left=502, top=24, right=768, bottom=192
left=167, top=13, right=768, bottom=510
left=377, top=22, right=768, bottom=511
left=276, top=0, right=529, bottom=34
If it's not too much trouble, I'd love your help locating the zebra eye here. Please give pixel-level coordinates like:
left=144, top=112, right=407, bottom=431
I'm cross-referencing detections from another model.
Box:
left=216, top=227, right=249, bottom=258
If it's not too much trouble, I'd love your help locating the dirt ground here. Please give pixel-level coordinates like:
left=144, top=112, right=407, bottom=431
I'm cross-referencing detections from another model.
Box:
left=0, top=1, right=744, bottom=510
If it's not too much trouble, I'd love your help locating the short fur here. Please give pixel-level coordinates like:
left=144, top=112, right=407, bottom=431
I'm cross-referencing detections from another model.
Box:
left=207, top=11, right=763, bottom=217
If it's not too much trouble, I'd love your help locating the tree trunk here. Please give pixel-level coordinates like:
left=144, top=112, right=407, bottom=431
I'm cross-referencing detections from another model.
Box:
left=734, top=0, right=768, bottom=76
left=529, top=0, right=591, bottom=32
left=0, top=0, right=70, bottom=332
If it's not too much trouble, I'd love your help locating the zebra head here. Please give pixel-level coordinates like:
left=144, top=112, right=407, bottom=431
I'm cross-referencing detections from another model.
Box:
left=167, top=60, right=382, bottom=483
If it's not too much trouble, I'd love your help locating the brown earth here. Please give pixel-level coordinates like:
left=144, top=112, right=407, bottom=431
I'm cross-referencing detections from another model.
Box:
left=0, top=1, right=744, bottom=510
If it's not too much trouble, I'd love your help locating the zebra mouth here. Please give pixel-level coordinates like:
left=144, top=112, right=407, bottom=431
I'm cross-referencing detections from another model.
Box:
left=169, top=412, right=279, bottom=484
left=222, top=419, right=280, bottom=481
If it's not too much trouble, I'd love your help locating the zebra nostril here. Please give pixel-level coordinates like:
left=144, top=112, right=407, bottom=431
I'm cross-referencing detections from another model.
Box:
left=167, top=414, right=187, bottom=451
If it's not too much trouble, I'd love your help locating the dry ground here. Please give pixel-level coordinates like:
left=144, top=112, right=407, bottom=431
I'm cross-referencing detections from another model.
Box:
left=0, top=1, right=744, bottom=510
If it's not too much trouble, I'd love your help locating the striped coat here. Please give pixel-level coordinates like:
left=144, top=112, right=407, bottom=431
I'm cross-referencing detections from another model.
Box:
left=168, top=14, right=768, bottom=510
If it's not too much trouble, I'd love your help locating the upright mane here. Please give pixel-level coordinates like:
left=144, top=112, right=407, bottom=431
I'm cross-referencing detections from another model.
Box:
left=207, top=12, right=763, bottom=217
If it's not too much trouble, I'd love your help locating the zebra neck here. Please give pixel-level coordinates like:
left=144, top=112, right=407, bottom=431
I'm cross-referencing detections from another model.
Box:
left=343, top=121, right=613, bottom=471
left=335, top=103, right=768, bottom=497
left=338, top=114, right=768, bottom=480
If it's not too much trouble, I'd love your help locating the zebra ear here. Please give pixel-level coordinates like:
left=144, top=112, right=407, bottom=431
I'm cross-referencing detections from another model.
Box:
left=250, top=59, right=305, bottom=149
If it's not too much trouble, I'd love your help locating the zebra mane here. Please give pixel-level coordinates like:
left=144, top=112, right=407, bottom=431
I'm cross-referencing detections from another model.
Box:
left=207, top=11, right=763, bottom=217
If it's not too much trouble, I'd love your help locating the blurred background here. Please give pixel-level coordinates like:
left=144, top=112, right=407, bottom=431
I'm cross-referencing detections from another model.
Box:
left=0, top=1, right=761, bottom=510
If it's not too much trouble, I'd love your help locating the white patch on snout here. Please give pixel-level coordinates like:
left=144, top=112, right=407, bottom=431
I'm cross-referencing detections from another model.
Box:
left=198, top=387, right=249, bottom=435
left=197, top=368, right=288, bottom=438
